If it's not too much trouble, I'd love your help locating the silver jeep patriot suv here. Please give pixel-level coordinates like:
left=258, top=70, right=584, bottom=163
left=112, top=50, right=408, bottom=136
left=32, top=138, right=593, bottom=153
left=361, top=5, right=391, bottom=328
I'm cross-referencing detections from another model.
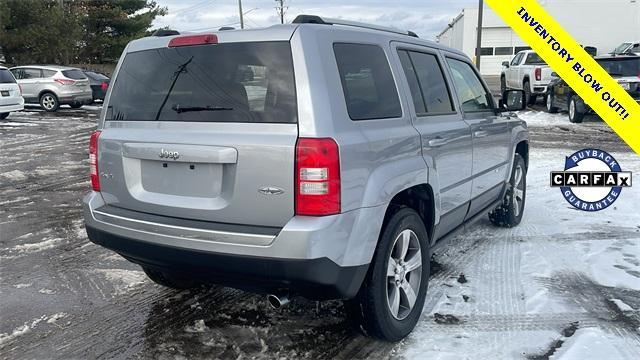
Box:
left=84, top=15, right=529, bottom=341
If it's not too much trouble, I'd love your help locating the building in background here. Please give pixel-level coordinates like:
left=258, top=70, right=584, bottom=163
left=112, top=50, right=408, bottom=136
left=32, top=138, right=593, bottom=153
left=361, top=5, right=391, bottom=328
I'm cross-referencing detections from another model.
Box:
left=437, top=0, right=640, bottom=75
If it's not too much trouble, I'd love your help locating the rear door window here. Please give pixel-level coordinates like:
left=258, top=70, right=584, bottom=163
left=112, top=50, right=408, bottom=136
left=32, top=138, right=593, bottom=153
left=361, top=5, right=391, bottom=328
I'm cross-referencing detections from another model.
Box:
left=62, top=69, right=87, bottom=80
left=106, top=41, right=297, bottom=123
left=42, top=70, right=57, bottom=78
left=407, top=51, right=454, bottom=114
left=13, top=68, right=42, bottom=79
left=334, top=43, right=402, bottom=120
left=0, top=69, right=16, bottom=83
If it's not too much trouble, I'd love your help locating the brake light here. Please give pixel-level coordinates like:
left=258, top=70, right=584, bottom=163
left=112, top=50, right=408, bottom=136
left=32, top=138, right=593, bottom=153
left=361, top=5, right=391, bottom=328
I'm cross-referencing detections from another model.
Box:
left=295, top=138, right=340, bottom=216
left=535, top=67, right=542, bottom=81
left=54, top=78, right=75, bottom=85
left=100, top=82, right=108, bottom=91
left=168, top=34, right=218, bottom=47
left=89, top=131, right=101, bottom=191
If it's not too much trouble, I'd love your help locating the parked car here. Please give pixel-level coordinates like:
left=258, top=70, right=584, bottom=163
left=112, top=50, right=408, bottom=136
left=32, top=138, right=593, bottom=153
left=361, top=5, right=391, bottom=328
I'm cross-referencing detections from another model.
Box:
left=611, top=41, right=640, bottom=56
left=83, top=15, right=529, bottom=341
left=9, top=65, right=93, bottom=111
left=83, top=70, right=110, bottom=102
left=501, top=50, right=553, bottom=105
left=546, top=54, right=640, bottom=122
left=0, top=66, right=24, bottom=119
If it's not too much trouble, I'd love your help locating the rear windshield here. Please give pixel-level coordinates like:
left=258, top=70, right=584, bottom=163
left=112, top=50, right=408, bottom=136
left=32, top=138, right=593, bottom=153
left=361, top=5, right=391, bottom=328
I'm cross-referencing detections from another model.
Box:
left=598, top=57, right=640, bottom=77
left=524, top=52, right=546, bottom=65
left=106, top=41, right=297, bottom=123
left=85, top=71, right=109, bottom=81
left=0, top=69, right=16, bottom=83
left=62, top=69, right=87, bottom=80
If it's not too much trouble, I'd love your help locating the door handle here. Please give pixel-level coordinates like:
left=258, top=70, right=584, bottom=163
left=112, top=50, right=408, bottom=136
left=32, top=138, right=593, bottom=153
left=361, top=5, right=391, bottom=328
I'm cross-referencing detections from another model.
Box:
left=474, top=130, right=489, bottom=138
left=428, top=137, right=448, bottom=148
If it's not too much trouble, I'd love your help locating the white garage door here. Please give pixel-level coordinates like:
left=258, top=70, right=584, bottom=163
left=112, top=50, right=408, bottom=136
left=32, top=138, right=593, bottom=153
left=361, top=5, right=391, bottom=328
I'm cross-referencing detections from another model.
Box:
left=479, top=27, right=523, bottom=75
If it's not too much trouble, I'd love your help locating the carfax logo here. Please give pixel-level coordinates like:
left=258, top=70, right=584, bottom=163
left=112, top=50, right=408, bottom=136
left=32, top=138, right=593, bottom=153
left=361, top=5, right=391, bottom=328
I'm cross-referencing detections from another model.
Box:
left=550, top=149, right=632, bottom=212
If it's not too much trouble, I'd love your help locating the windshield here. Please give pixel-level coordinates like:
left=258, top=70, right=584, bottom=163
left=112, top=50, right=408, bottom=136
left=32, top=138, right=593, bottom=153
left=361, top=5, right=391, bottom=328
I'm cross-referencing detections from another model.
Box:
left=524, top=52, right=546, bottom=65
left=0, top=69, right=16, bottom=83
left=597, top=58, right=640, bottom=77
left=106, top=41, right=297, bottom=123
left=613, top=43, right=632, bottom=54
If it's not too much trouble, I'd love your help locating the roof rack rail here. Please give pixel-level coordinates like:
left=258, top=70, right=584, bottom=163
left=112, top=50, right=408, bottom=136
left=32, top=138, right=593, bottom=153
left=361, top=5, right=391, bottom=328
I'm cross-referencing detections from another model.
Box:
left=292, top=15, right=419, bottom=38
left=152, top=29, right=180, bottom=37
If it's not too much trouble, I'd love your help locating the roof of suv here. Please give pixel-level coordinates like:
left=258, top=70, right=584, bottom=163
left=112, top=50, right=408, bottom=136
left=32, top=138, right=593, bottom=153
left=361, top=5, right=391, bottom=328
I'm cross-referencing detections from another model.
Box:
left=595, top=54, right=640, bottom=60
left=125, top=19, right=466, bottom=58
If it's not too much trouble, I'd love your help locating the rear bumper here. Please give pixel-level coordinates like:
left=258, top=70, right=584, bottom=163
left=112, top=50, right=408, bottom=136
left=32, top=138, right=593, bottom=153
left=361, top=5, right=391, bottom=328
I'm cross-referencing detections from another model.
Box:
left=59, top=93, right=93, bottom=105
left=85, top=226, right=367, bottom=299
left=83, top=192, right=386, bottom=299
left=0, top=103, right=24, bottom=113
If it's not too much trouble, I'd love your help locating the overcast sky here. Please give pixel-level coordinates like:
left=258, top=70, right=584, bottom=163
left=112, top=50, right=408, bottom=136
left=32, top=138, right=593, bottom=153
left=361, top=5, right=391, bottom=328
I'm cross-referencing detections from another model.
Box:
left=152, top=0, right=479, bottom=41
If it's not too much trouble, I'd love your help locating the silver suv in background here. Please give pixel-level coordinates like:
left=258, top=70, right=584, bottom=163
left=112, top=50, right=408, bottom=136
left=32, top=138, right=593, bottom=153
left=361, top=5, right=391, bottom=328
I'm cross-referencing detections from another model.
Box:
left=83, top=15, right=529, bottom=341
left=0, top=66, right=24, bottom=119
left=9, top=65, right=92, bottom=111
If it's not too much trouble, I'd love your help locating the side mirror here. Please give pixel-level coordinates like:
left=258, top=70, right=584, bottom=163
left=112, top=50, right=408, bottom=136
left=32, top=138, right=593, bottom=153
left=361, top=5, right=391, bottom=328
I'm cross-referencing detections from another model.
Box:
left=551, top=72, right=559, bottom=78
left=502, top=61, right=510, bottom=68
left=499, top=90, right=526, bottom=111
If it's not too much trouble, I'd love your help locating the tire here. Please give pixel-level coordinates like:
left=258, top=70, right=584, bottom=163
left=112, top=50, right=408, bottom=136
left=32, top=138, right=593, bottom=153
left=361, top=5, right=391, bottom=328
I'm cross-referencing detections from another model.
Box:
left=568, top=96, right=584, bottom=123
left=500, top=76, right=507, bottom=98
left=546, top=93, right=558, bottom=113
left=489, top=154, right=527, bottom=227
left=39, top=92, right=59, bottom=112
left=69, top=102, right=83, bottom=109
left=0, top=112, right=9, bottom=120
left=142, top=266, right=198, bottom=290
left=346, top=207, right=430, bottom=342
left=523, top=81, right=536, bottom=105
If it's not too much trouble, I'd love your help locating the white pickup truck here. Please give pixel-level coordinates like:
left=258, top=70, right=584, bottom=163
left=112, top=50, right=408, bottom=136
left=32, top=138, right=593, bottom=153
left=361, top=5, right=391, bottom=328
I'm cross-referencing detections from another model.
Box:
left=501, top=50, right=553, bottom=105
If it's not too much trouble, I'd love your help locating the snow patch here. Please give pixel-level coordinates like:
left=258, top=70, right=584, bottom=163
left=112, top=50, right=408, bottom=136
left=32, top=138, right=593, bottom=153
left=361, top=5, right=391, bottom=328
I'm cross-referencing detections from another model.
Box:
left=46, top=313, right=68, bottom=324
left=185, top=319, right=209, bottom=333
left=13, top=283, right=31, bottom=289
left=0, top=316, right=46, bottom=346
left=11, top=237, right=63, bottom=253
left=0, top=170, right=27, bottom=181
left=38, top=288, right=55, bottom=295
left=550, top=328, right=627, bottom=359
left=94, top=269, right=146, bottom=294
left=609, top=298, right=633, bottom=312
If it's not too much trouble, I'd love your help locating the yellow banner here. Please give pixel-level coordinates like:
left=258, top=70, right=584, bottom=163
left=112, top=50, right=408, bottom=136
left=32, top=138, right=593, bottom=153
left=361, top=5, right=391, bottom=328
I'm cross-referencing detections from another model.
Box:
left=485, top=0, right=640, bottom=154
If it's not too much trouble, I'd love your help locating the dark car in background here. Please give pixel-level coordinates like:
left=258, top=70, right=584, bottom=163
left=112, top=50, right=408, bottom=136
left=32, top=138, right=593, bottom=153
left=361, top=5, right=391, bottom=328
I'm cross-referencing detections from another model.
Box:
left=546, top=54, right=640, bottom=122
left=83, top=71, right=110, bottom=102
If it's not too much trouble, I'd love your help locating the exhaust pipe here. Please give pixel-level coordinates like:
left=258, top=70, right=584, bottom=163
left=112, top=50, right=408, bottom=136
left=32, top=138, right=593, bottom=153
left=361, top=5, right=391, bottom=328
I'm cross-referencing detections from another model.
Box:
left=267, top=293, right=290, bottom=309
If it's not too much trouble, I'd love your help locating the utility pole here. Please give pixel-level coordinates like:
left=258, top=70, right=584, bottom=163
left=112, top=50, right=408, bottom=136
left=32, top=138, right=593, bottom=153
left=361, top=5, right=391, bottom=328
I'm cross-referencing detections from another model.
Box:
left=276, top=0, right=285, bottom=24
left=238, top=0, right=244, bottom=29
left=475, top=0, right=484, bottom=71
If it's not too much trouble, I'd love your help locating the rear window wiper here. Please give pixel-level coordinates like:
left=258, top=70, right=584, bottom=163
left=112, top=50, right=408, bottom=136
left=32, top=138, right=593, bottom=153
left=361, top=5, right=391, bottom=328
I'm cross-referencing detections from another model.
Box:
left=171, top=104, right=234, bottom=113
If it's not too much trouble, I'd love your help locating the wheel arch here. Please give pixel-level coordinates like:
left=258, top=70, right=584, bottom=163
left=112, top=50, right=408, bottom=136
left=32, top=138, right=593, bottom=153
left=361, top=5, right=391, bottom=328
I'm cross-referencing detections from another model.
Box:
left=383, top=184, right=436, bottom=245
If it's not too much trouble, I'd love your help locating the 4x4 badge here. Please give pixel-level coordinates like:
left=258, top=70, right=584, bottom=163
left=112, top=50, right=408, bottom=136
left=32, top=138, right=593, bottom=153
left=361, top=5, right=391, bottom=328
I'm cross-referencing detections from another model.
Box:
left=259, top=187, right=284, bottom=195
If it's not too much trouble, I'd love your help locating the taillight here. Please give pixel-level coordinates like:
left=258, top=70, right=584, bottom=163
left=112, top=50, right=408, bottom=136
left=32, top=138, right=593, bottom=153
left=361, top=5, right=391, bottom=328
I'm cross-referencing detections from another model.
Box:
left=168, top=34, right=218, bottom=47
left=295, top=138, right=340, bottom=216
left=100, top=82, right=108, bottom=91
left=89, top=131, right=101, bottom=191
left=535, top=67, right=542, bottom=81
left=54, top=78, right=75, bottom=85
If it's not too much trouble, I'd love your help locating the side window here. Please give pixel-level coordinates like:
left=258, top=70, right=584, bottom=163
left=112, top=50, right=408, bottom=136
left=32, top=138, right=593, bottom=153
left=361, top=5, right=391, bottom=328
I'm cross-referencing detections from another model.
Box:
left=42, top=69, right=57, bottom=78
left=408, top=51, right=454, bottom=114
left=22, top=68, right=42, bottom=79
left=446, top=58, right=491, bottom=112
left=511, top=52, right=523, bottom=66
left=10, top=69, right=22, bottom=79
left=334, top=43, right=402, bottom=120
left=397, top=50, right=426, bottom=114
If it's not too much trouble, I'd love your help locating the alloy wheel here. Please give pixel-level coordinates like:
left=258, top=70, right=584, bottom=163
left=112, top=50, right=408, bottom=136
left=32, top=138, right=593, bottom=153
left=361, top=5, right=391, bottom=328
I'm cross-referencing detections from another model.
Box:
left=42, top=95, right=56, bottom=110
left=386, top=229, right=422, bottom=320
left=569, top=99, right=576, bottom=120
left=512, top=164, right=525, bottom=217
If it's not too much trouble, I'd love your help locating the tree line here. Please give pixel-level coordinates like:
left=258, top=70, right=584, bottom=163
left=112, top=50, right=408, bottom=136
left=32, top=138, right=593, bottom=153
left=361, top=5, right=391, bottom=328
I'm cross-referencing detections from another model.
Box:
left=0, top=0, right=167, bottom=65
